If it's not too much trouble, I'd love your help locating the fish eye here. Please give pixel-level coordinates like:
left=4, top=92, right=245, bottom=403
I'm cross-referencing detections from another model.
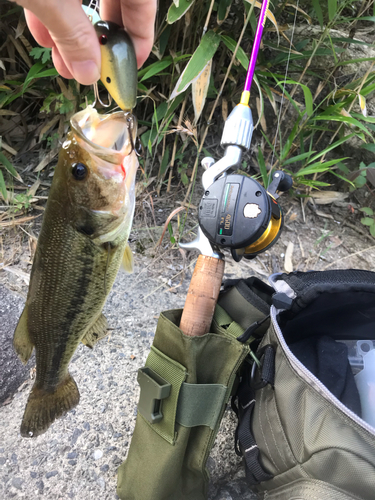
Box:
left=72, top=163, right=88, bottom=181
left=99, top=35, right=108, bottom=45
left=106, top=77, right=111, bottom=83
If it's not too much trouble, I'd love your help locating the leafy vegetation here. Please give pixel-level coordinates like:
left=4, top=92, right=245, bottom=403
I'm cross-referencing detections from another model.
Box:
left=0, top=0, right=375, bottom=234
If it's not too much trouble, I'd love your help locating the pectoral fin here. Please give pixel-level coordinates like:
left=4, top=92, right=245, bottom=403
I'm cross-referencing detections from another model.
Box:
left=81, top=314, right=108, bottom=349
left=121, top=243, right=134, bottom=273
left=13, top=306, right=34, bottom=364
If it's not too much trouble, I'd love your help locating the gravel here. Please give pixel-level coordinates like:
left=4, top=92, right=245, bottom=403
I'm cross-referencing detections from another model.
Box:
left=0, top=255, right=258, bottom=500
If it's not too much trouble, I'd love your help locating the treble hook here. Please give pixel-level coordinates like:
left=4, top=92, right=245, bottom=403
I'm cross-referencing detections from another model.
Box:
left=126, top=113, right=143, bottom=157
left=92, top=81, right=112, bottom=108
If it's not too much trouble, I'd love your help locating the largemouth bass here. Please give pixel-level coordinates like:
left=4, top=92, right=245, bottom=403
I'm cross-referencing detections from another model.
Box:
left=13, top=107, right=138, bottom=438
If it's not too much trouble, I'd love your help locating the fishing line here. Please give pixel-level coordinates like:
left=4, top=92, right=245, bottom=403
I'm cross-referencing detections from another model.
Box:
left=270, top=0, right=300, bottom=170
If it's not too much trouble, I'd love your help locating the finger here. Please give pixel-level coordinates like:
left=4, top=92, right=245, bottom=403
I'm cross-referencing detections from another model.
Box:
left=52, top=46, right=74, bottom=80
left=18, top=0, right=101, bottom=85
left=101, top=0, right=156, bottom=68
left=24, top=10, right=54, bottom=48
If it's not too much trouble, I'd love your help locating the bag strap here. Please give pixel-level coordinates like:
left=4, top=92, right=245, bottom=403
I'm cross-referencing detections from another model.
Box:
left=232, top=346, right=275, bottom=485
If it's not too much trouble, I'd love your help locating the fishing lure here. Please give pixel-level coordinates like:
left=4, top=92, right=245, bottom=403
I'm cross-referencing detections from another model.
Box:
left=94, top=20, right=138, bottom=112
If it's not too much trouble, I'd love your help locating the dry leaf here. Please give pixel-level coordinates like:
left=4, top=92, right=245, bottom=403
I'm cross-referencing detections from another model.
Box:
left=288, top=212, right=298, bottom=222
left=309, top=191, right=348, bottom=205
left=284, top=241, right=294, bottom=273
left=34, top=147, right=59, bottom=172
left=192, top=59, right=212, bottom=125
left=221, top=97, right=228, bottom=122
left=0, top=140, right=17, bottom=155
left=2, top=266, right=30, bottom=285
left=315, top=210, right=334, bottom=220
left=38, top=115, right=60, bottom=143
left=130, top=354, right=136, bottom=360
left=27, top=179, right=41, bottom=197
left=256, top=97, right=267, bottom=132
left=8, top=34, right=32, bottom=68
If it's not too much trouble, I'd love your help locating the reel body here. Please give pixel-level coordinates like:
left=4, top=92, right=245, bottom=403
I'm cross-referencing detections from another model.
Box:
left=198, top=171, right=291, bottom=261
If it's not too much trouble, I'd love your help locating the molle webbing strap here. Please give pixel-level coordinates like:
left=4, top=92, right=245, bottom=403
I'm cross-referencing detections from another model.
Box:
left=145, top=346, right=187, bottom=444
left=176, top=383, right=227, bottom=430
left=219, top=277, right=273, bottom=333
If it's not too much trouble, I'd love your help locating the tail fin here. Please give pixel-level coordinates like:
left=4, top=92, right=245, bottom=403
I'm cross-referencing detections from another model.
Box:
left=20, top=374, right=80, bottom=438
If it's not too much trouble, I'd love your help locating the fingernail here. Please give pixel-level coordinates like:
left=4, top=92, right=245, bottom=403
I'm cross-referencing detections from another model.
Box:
left=70, top=60, right=100, bottom=85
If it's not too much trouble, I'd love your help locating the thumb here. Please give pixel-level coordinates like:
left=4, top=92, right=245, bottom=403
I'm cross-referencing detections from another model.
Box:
left=24, top=0, right=101, bottom=85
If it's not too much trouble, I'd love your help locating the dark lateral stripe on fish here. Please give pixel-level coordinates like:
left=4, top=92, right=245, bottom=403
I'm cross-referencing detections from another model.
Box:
left=48, top=239, right=96, bottom=384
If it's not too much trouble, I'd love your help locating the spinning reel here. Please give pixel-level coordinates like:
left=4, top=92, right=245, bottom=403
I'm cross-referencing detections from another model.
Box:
left=197, top=103, right=292, bottom=262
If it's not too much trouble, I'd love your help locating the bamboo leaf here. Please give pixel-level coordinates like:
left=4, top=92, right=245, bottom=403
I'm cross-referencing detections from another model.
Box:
left=192, top=59, right=212, bottom=125
left=167, top=0, right=195, bottom=24
left=328, top=0, right=337, bottom=21
left=0, top=169, right=7, bottom=201
left=295, top=158, right=348, bottom=177
left=282, top=79, right=313, bottom=116
left=221, top=35, right=249, bottom=70
left=281, top=116, right=302, bottom=160
left=285, top=3, right=312, bottom=24
left=253, top=74, right=264, bottom=130
left=0, top=151, right=22, bottom=182
left=170, top=31, right=221, bottom=99
left=307, top=133, right=357, bottom=164
left=314, top=114, right=373, bottom=138
left=244, top=0, right=279, bottom=40
left=282, top=152, right=315, bottom=166
left=159, top=145, right=170, bottom=176
left=361, top=144, right=375, bottom=153
left=336, top=57, right=375, bottom=66
left=140, top=57, right=173, bottom=82
left=257, top=149, right=269, bottom=187
left=312, top=0, right=324, bottom=27
left=217, top=0, right=232, bottom=24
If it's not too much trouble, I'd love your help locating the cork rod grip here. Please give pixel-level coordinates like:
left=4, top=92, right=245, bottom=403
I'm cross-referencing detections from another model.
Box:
left=180, top=255, right=225, bottom=337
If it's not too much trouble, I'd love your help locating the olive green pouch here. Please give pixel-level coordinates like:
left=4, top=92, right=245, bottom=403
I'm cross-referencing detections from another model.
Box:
left=117, top=306, right=250, bottom=500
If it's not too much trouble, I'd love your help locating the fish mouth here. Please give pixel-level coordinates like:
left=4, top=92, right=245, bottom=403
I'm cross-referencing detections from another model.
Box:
left=70, top=106, right=137, bottom=165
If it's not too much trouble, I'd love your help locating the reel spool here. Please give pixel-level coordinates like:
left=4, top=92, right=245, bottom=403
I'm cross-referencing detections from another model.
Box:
left=198, top=170, right=292, bottom=261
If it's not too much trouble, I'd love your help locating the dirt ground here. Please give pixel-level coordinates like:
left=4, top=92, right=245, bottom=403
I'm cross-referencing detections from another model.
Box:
left=1, top=179, right=375, bottom=500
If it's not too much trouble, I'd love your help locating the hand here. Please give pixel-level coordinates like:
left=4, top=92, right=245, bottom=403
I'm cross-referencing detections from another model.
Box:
left=10, top=0, right=156, bottom=86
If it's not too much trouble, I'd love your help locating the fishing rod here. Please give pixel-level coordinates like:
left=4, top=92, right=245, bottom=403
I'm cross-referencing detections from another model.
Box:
left=179, top=0, right=292, bottom=337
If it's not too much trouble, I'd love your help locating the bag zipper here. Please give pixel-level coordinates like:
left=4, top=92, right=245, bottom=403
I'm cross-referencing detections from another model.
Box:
left=270, top=306, right=375, bottom=436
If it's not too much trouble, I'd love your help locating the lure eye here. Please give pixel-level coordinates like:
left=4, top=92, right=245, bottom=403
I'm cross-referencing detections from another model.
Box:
left=72, top=163, right=88, bottom=181
left=99, top=35, right=108, bottom=45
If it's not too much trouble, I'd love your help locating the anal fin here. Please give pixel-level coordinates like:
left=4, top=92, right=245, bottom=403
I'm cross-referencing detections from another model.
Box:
left=121, top=243, right=134, bottom=274
left=81, top=314, right=108, bottom=349
left=13, top=305, right=34, bottom=364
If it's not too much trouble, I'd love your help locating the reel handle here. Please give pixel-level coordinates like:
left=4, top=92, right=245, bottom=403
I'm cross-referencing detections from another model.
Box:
left=180, top=255, right=225, bottom=337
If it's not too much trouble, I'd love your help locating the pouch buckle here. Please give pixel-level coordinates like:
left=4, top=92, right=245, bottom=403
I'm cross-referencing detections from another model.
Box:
left=137, top=367, right=171, bottom=423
